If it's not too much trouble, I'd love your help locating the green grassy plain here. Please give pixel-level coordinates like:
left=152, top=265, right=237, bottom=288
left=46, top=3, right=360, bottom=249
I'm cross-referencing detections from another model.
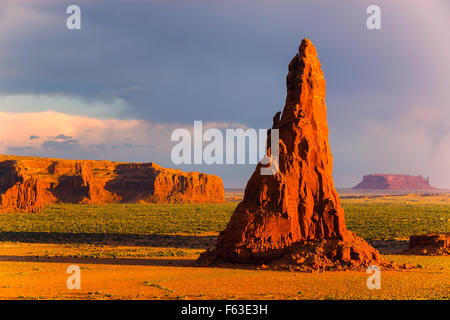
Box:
left=0, top=203, right=234, bottom=236
left=0, top=198, right=448, bottom=241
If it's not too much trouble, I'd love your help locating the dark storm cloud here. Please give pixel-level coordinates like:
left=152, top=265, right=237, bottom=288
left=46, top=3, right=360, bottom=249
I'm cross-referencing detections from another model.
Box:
left=1, top=0, right=437, bottom=126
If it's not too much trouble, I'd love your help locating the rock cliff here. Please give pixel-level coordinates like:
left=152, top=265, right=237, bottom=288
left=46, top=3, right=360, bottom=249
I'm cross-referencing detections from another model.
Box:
left=0, top=155, right=224, bottom=212
left=354, top=174, right=437, bottom=190
left=407, top=233, right=449, bottom=255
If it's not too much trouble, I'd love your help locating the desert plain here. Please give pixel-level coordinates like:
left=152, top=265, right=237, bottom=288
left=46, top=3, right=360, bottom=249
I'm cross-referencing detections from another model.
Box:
left=0, top=190, right=448, bottom=300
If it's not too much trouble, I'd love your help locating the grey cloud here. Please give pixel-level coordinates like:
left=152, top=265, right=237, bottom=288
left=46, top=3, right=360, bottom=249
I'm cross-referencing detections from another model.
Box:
left=8, top=146, right=33, bottom=153
left=111, top=142, right=133, bottom=150
left=42, top=140, right=80, bottom=150
left=90, top=143, right=107, bottom=150
left=2, top=0, right=439, bottom=126
left=49, top=134, right=73, bottom=141
left=42, top=133, right=80, bottom=150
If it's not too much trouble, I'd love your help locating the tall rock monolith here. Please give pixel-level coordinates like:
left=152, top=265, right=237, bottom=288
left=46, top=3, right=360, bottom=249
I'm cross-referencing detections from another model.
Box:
left=198, top=39, right=382, bottom=270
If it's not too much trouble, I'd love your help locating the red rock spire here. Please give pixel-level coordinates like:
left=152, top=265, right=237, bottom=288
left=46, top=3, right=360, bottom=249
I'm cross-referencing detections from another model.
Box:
left=198, top=39, right=382, bottom=270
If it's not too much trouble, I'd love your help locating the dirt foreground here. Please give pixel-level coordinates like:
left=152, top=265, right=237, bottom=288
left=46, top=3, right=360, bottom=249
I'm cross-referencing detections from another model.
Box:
left=0, top=242, right=448, bottom=300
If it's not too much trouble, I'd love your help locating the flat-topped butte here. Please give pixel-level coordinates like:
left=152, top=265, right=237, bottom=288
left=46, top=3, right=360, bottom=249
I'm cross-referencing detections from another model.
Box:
left=0, top=154, right=224, bottom=212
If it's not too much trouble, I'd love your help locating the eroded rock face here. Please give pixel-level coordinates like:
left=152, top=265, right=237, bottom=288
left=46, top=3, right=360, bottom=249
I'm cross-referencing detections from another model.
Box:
left=197, top=39, right=381, bottom=270
left=407, top=233, right=449, bottom=255
left=0, top=155, right=224, bottom=212
left=354, top=174, right=437, bottom=190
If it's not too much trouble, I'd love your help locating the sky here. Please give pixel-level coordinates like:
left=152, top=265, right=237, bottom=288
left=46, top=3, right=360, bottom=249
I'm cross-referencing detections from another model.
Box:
left=0, top=0, right=449, bottom=188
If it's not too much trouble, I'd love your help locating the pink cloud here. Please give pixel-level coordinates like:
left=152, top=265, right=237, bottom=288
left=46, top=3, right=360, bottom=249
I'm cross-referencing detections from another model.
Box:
left=0, top=110, right=251, bottom=166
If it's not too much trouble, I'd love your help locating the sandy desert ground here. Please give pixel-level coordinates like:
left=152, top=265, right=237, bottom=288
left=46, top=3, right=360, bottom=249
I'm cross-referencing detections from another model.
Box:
left=0, top=191, right=449, bottom=300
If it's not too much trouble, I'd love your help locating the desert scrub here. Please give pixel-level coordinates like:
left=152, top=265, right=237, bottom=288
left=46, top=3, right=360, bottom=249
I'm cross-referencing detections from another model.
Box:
left=343, top=203, right=449, bottom=239
left=0, top=202, right=447, bottom=241
left=0, top=203, right=236, bottom=235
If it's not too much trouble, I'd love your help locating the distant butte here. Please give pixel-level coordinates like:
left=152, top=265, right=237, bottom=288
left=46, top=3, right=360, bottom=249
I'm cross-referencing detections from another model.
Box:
left=0, top=154, right=224, bottom=213
left=353, top=174, right=437, bottom=190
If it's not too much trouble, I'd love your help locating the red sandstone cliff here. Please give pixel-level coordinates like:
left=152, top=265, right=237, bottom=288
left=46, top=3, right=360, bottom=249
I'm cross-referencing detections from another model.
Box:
left=354, top=174, right=437, bottom=190
left=0, top=155, right=224, bottom=212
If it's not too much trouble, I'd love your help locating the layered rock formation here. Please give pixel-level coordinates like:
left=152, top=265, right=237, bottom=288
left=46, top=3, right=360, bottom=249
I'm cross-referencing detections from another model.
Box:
left=407, top=233, right=449, bottom=255
left=0, top=155, right=224, bottom=212
left=197, top=39, right=382, bottom=271
left=354, top=174, right=437, bottom=190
